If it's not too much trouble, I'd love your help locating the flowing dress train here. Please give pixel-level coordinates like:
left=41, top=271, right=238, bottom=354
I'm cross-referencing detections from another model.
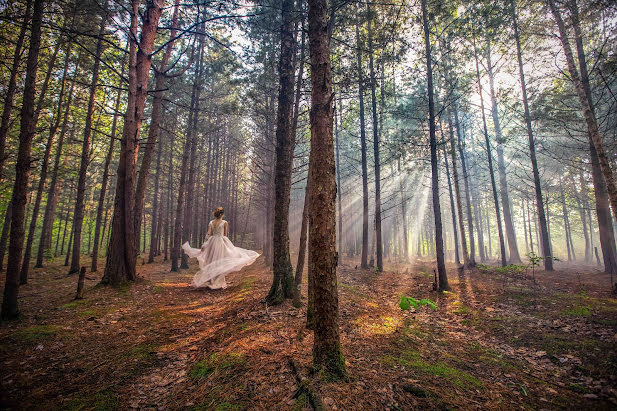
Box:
left=182, top=220, right=259, bottom=289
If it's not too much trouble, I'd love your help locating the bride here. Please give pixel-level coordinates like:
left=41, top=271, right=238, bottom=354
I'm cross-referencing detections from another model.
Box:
left=182, top=207, right=259, bottom=289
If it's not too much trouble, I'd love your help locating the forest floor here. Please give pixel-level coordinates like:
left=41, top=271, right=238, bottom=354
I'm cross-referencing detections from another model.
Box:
left=1, top=253, right=617, bottom=410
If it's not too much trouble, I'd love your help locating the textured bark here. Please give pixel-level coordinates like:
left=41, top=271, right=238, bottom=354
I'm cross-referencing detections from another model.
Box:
left=135, top=1, right=180, bottom=257
left=307, top=0, right=345, bottom=378
left=0, top=203, right=13, bottom=271
left=268, top=0, right=297, bottom=304
left=473, top=35, right=506, bottom=267
left=487, top=42, right=521, bottom=264
left=398, top=158, right=409, bottom=261
left=69, top=12, right=108, bottom=275
left=510, top=0, right=553, bottom=270
left=0, top=0, right=32, bottom=180
left=102, top=0, right=164, bottom=284
left=294, top=175, right=310, bottom=308
left=1, top=0, right=44, bottom=320
left=355, top=22, right=369, bottom=269
left=366, top=3, right=382, bottom=272
left=335, top=98, right=343, bottom=264
left=91, top=58, right=124, bottom=272
left=421, top=0, right=448, bottom=291
left=35, top=47, right=76, bottom=268
left=19, top=38, right=63, bottom=283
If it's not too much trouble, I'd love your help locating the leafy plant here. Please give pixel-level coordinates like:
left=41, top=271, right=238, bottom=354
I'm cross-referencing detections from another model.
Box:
left=399, top=296, right=437, bottom=311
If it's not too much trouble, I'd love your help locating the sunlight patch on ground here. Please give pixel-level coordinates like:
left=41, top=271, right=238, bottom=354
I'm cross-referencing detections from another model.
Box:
left=356, top=315, right=402, bottom=335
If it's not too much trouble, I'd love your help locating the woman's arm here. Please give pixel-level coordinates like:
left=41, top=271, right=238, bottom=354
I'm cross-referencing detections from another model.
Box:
left=224, top=221, right=228, bottom=237
left=202, top=223, right=212, bottom=251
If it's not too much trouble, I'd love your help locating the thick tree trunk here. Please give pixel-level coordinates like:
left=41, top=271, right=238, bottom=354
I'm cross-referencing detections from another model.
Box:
left=307, top=0, right=345, bottom=378
left=1, top=0, right=44, bottom=320
left=355, top=21, right=369, bottom=269
left=102, top=0, right=163, bottom=284
left=511, top=0, right=553, bottom=270
left=421, top=0, right=448, bottom=291
left=366, top=3, right=382, bottom=272
left=473, top=35, right=507, bottom=267
left=268, top=0, right=297, bottom=304
left=0, top=0, right=32, bottom=180
left=487, top=42, right=521, bottom=264
left=69, top=12, right=108, bottom=275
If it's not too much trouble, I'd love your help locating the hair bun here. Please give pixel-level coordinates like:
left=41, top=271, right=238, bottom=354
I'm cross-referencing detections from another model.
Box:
left=213, top=207, right=224, bottom=218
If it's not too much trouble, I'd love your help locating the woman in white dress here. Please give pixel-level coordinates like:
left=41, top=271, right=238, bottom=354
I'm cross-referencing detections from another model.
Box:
left=182, top=207, right=259, bottom=289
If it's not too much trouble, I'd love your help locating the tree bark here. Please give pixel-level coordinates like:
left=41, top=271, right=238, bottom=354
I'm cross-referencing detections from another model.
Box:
left=421, top=0, right=448, bottom=291
left=510, top=0, right=553, bottom=270
left=1, top=0, right=44, bottom=320
left=441, top=125, right=460, bottom=265
left=69, top=11, right=108, bottom=275
left=454, top=108, right=476, bottom=267
left=102, top=0, right=164, bottom=284
left=307, top=0, right=345, bottom=379
left=0, top=0, right=32, bottom=181
left=355, top=21, right=369, bottom=269
left=448, top=113, right=469, bottom=266
left=268, top=0, right=297, bottom=304
left=366, top=3, right=382, bottom=272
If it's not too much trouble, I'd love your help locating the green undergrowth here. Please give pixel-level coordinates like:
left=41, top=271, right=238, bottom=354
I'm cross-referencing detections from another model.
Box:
left=10, top=324, right=60, bottom=344
left=65, top=388, right=119, bottom=411
left=190, top=352, right=247, bottom=379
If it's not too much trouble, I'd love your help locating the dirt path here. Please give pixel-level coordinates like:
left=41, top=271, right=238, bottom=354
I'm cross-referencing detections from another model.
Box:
left=1, top=256, right=616, bottom=409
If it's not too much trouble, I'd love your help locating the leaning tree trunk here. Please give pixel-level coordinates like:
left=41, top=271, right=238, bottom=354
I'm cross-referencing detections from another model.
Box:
left=355, top=21, right=369, bottom=269
left=268, top=0, right=297, bottom=304
left=307, top=0, right=346, bottom=379
left=511, top=0, right=553, bottom=270
left=367, top=3, right=383, bottom=272
left=421, top=0, right=448, bottom=291
left=69, top=12, right=108, bottom=275
left=102, top=0, right=163, bottom=285
left=1, top=0, right=44, bottom=320
left=0, top=0, right=32, bottom=181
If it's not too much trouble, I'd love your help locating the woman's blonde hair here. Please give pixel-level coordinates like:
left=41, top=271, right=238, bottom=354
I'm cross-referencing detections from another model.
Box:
left=213, top=207, right=224, bottom=218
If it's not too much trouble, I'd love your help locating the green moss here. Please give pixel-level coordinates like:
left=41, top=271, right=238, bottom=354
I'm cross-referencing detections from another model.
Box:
left=152, top=285, right=164, bottom=293
left=113, top=282, right=131, bottom=295
left=214, top=403, right=241, bottom=411
left=11, top=325, right=59, bottom=343
left=65, top=389, right=119, bottom=411
left=561, top=305, right=592, bottom=317
left=316, top=345, right=347, bottom=382
left=190, top=352, right=247, bottom=379
left=80, top=309, right=96, bottom=317
left=292, top=392, right=309, bottom=411
left=385, top=349, right=483, bottom=390
left=124, top=343, right=157, bottom=361
left=60, top=300, right=86, bottom=310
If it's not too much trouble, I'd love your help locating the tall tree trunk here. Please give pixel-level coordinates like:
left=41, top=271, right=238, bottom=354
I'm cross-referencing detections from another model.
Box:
left=18, top=38, right=64, bottom=283
left=472, top=35, right=506, bottom=267
left=35, top=47, right=76, bottom=268
left=421, top=0, right=448, bottom=291
left=398, top=158, right=409, bottom=262
left=148, top=133, right=162, bottom=263
left=307, top=0, right=345, bottom=378
left=510, top=0, right=553, bottom=270
left=1, top=0, right=44, bottom=320
left=135, top=0, right=179, bottom=257
left=0, top=0, right=32, bottom=180
left=572, top=173, right=590, bottom=262
left=454, top=108, right=476, bottom=267
left=69, top=11, right=108, bottom=275
left=335, top=98, right=343, bottom=264
left=355, top=21, right=369, bottom=269
left=269, top=0, right=297, bottom=304
left=448, top=114, right=469, bottom=266
left=441, top=126, right=460, bottom=265
left=366, top=3, right=382, bottom=272
left=91, top=56, right=125, bottom=272
left=486, top=40, right=521, bottom=264
left=0, top=203, right=13, bottom=271
left=102, top=0, right=164, bottom=284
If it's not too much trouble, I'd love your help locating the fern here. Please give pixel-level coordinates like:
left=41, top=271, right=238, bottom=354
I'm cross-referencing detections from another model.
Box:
left=400, top=296, right=437, bottom=311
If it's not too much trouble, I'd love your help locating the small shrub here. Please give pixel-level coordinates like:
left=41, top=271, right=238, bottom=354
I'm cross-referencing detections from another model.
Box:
left=399, top=296, right=437, bottom=311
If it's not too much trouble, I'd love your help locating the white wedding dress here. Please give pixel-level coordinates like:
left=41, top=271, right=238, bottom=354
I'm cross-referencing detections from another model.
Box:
left=182, top=220, right=259, bottom=289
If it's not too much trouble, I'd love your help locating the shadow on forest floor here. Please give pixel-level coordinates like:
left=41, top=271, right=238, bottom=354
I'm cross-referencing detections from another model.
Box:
left=1, top=254, right=616, bottom=409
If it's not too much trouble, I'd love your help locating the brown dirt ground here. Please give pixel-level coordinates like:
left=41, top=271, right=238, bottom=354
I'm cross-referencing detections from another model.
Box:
left=1, top=254, right=616, bottom=410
